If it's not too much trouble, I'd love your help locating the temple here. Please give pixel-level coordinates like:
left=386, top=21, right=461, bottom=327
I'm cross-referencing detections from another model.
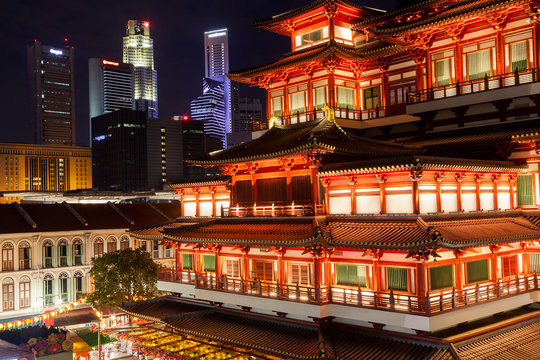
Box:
left=127, top=0, right=540, bottom=358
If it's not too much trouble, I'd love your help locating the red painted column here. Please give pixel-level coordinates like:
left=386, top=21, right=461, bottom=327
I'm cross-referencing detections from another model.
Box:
left=321, top=178, right=330, bottom=215
left=416, top=262, right=427, bottom=296
left=179, top=189, right=185, bottom=217
left=348, top=176, right=358, bottom=215
left=509, top=175, right=516, bottom=209
left=455, top=173, right=465, bottom=211
left=474, top=174, right=483, bottom=211
left=210, top=187, right=216, bottom=217
left=194, top=188, right=200, bottom=217
left=376, top=174, right=387, bottom=214
left=492, top=174, right=501, bottom=210
left=410, top=169, right=423, bottom=215
left=454, top=251, right=464, bottom=291
left=489, top=245, right=499, bottom=283
left=435, top=172, right=445, bottom=213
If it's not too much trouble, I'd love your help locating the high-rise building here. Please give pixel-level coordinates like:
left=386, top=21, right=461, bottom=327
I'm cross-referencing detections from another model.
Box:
left=123, top=20, right=158, bottom=118
left=190, top=78, right=226, bottom=146
left=27, top=40, right=76, bottom=145
left=192, top=29, right=240, bottom=147
left=88, top=58, right=134, bottom=121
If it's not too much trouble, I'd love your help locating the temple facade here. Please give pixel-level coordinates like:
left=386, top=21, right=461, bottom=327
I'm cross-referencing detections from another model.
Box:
left=129, top=0, right=540, bottom=339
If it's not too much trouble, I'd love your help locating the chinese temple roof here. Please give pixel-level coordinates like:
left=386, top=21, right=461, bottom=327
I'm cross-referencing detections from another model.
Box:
left=320, top=155, right=528, bottom=176
left=229, top=40, right=403, bottom=83
left=188, top=117, right=419, bottom=166
left=354, top=0, right=525, bottom=35
left=454, top=318, right=540, bottom=360
left=130, top=218, right=208, bottom=241
left=254, top=0, right=385, bottom=36
left=120, top=296, right=458, bottom=360
left=159, top=211, right=540, bottom=251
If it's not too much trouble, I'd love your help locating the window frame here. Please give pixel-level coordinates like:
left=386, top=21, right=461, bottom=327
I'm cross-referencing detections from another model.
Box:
left=363, top=86, right=379, bottom=110
left=428, top=264, right=453, bottom=291
left=19, top=277, right=30, bottom=308
left=2, top=278, right=14, bottom=311
left=385, top=266, right=409, bottom=293
left=335, top=263, right=368, bottom=287
left=465, top=259, right=490, bottom=284
left=290, top=263, right=311, bottom=286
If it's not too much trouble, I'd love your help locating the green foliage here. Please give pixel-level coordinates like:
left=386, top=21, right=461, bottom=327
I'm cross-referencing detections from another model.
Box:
left=87, top=248, right=160, bottom=307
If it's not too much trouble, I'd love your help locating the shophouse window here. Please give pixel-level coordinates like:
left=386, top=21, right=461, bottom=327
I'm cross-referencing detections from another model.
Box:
left=517, top=174, right=533, bottom=206
left=501, top=256, right=518, bottom=277
left=314, top=87, right=326, bottom=109
left=335, top=264, right=367, bottom=286
left=467, top=49, right=491, bottom=80
left=253, top=260, right=273, bottom=281
left=466, top=259, right=489, bottom=283
left=73, top=239, right=83, bottom=265
left=291, top=263, right=310, bottom=285
left=19, top=276, right=30, bottom=308
left=337, top=87, right=354, bottom=109
left=74, top=271, right=84, bottom=299
left=59, top=273, right=69, bottom=303
left=363, top=87, right=379, bottom=109
left=290, top=92, right=306, bottom=114
left=182, top=253, right=193, bottom=270
left=43, top=240, right=54, bottom=268
left=429, top=265, right=453, bottom=290
left=43, top=274, right=54, bottom=306
left=94, top=238, right=104, bottom=257
left=107, top=238, right=117, bottom=253
left=202, top=255, right=216, bottom=272
left=223, top=259, right=240, bottom=278
left=386, top=267, right=408, bottom=292
left=152, top=241, right=160, bottom=259
left=2, top=243, right=13, bottom=271
left=19, top=242, right=31, bottom=270
left=2, top=278, right=14, bottom=311
left=436, top=59, right=451, bottom=86
left=164, top=245, right=172, bottom=258
left=510, top=41, right=527, bottom=71
left=120, top=237, right=130, bottom=250
left=58, top=239, right=68, bottom=267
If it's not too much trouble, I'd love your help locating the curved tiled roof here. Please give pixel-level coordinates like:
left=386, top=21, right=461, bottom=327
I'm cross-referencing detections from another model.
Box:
left=188, top=117, right=418, bottom=166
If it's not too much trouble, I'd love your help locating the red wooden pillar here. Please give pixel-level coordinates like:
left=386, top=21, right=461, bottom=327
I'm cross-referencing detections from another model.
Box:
left=455, top=173, right=465, bottom=211
left=286, top=171, right=293, bottom=204
left=474, top=174, right=483, bottom=211
left=489, top=245, right=499, bottom=282
left=215, top=248, right=221, bottom=277
left=372, top=260, right=381, bottom=292
left=376, top=174, right=387, bottom=214
left=321, top=178, right=331, bottom=215
left=410, top=169, right=422, bottom=215
left=523, top=249, right=530, bottom=274
left=179, top=189, right=185, bottom=216
left=435, top=173, right=445, bottom=212
left=454, top=251, right=464, bottom=291
left=251, top=172, right=257, bottom=205
left=348, top=176, right=358, bottom=215
left=310, top=165, right=319, bottom=206
left=416, top=262, right=427, bottom=296
left=492, top=174, right=501, bottom=210
left=210, top=187, right=216, bottom=217
left=194, top=188, right=200, bottom=217
left=276, top=250, right=285, bottom=284
left=241, top=248, right=249, bottom=280
left=509, top=175, right=516, bottom=209
left=307, top=75, right=314, bottom=113
left=496, top=30, right=505, bottom=74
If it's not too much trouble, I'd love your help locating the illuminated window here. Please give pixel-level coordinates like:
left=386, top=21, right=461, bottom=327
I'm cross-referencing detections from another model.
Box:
left=335, top=264, right=367, bottom=286
left=337, top=87, right=354, bottom=109
left=301, top=29, right=322, bottom=45
left=363, top=87, right=379, bottom=109
left=290, top=92, right=305, bottom=114
left=510, top=41, right=527, bottom=71
left=467, top=49, right=491, bottom=80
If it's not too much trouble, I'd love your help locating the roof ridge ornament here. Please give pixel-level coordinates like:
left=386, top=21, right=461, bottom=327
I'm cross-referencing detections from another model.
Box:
left=322, top=106, right=335, bottom=121
left=268, top=116, right=280, bottom=129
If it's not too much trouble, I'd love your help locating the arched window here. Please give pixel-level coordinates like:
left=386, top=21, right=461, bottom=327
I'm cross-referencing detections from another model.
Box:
left=107, top=237, right=117, bottom=253
left=72, top=239, right=83, bottom=266
left=73, top=271, right=84, bottom=300
left=2, top=278, right=14, bottom=310
left=120, top=236, right=130, bottom=250
left=94, top=238, right=104, bottom=258
left=43, top=274, right=54, bottom=306
left=19, top=241, right=31, bottom=270
left=19, top=275, right=30, bottom=308
left=2, top=243, right=14, bottom=271
left=59, top=272, right=69, bottom=303
left=42, top=240, right=54, bottom=268
left=58, top=239, right=69, bottom=267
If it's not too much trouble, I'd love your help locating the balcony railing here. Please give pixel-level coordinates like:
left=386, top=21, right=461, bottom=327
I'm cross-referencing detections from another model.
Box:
left=222, top=203, right=325, bottom=217
left=407, top=68, right=540, bottom=104
left=252, top=105, right=407, bottom=131
left=158, top=268, right=540, bottom=316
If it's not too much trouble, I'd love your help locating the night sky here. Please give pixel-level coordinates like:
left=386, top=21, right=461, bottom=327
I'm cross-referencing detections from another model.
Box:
left=1, top=0, right=395, bottom=147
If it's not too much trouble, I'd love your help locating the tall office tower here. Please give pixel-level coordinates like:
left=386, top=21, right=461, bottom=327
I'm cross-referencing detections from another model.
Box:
left=123, top=20, right=158, bottom=118
left=27, top=40, right=76, bottom=145
left=88, top=58, right=134, bottom=121
left=190, top=78, right=226, bottom=147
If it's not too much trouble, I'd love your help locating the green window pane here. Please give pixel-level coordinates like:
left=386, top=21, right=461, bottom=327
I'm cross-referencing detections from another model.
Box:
left=467, top=49, right=491, bottom=80
left=182, top=253, right=193, bottom=270
left=511, top=41, right=527, bottom=71
left=466, top=259, right=489, bottom=283
left=517, top=174, right=533, bottom=206
left=430, top=265, right=453, bottom=290
left=336, top=264, right=367, bottom=286
left=290, top=92, right=305, bottom=114
left=363, top=87, right=379, bottom=109
left=387, top=267, right=408, bottom=291
left=529, top=254, right=540, bottom=273
left=337, top=87, right=354, bottom=109
left=272, top=97, right=282, bottom=117
left=315, top=87, right=326, bottom=109
left=203, top=255, right=216, bottom=272
left=436, top=59, right=450, bottom=86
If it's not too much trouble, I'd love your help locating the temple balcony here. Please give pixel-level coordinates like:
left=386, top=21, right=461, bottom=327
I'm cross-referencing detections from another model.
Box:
left=221, top=203, right=325, bottom=217
left=406, top=68, right=540, bottom=128
left=158, top=268, right=540, bottom=333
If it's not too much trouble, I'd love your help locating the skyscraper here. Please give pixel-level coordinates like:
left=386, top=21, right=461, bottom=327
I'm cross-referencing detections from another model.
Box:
left=190, top=78, right=226, bottom=147
left=88, top=58, right=134, bottom=121
left=27, top=40, right=75, bottom=145
left=123, top=20, right=158, bottom=118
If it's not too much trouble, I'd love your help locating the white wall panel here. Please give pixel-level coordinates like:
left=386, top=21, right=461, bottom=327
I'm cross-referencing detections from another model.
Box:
left=419, top=193, right=438, bottom=214
left=183, top=202, right=196, bottom=217
left=356, top=195, right=381, bottom=214
left=386, top=194, right=413, bottom=214
left=329, top=196, right=351, bottom=214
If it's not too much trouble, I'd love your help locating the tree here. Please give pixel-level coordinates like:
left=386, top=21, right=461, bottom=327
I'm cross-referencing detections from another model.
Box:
left=87, top=248, right=160, bottom=307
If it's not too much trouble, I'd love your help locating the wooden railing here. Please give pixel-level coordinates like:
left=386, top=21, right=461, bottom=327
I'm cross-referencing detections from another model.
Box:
left=222, top=203, right=325, bottom=217
left=252, top=105, right=407, bottom=131
left=407, top=67, right=540, bottom=104
left=158, top=268, right=540, bottom=316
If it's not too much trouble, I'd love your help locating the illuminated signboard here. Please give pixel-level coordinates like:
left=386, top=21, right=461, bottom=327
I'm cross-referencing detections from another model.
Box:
left=208, top=32, right=226, bottom=38
left=50, top=49, right=63, bottom=55
left=102, top=60, right=119, bottom=66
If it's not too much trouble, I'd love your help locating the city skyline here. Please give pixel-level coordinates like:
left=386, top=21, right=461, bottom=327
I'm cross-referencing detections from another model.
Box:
left=1, top=0, right=394, bottom=147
